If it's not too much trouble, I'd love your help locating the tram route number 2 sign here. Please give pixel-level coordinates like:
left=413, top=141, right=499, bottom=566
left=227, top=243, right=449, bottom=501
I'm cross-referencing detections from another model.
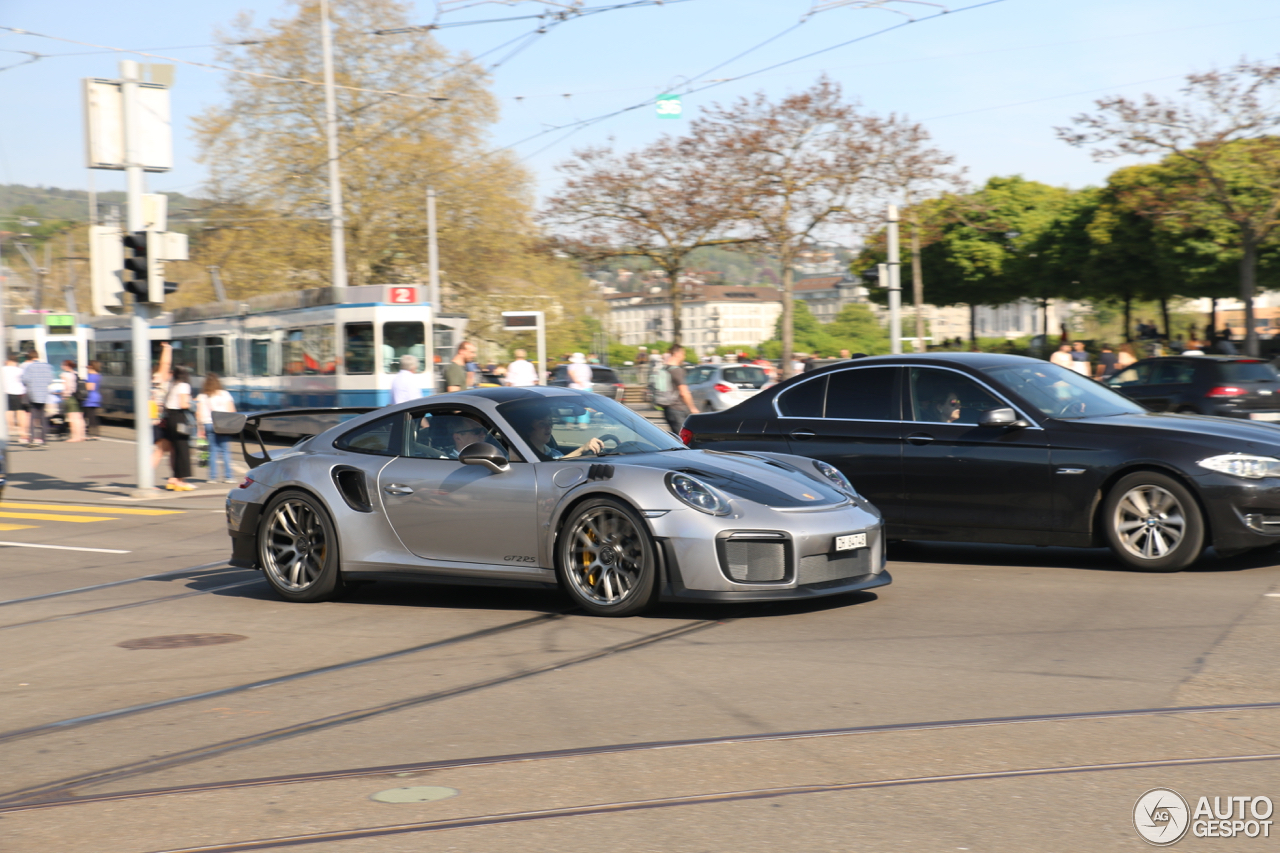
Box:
left=387, top=286, right=419, bottom=304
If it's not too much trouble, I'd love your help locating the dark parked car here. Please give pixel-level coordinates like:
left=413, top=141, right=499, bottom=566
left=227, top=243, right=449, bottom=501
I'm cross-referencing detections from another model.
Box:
left=683, top=352, right=1280, bottom=572
left=1106, top=355, right=1280, bottom=421
left=548, top=365, right=624, bottom=400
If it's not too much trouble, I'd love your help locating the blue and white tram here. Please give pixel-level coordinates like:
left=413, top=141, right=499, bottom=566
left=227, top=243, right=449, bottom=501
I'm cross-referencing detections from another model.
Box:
left=6, top=312, right=93, bottom=373
left=89, top=285, right=465, bottom=418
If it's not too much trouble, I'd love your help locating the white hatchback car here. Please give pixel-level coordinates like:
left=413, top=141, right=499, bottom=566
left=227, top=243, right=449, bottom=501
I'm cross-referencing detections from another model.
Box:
left=684, top=364, right=771, bottom=412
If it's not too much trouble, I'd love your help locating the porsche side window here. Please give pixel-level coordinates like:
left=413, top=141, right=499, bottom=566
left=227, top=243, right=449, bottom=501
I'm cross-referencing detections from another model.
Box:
left=405, top=409, right=515, bottom=461
left=825, top=368, right=897, bottom=420
left=334, top=412, right=402, bottom=457
left=777, top=376, right=827, bottom=417
left=908, top=369, right=1005, bottom=425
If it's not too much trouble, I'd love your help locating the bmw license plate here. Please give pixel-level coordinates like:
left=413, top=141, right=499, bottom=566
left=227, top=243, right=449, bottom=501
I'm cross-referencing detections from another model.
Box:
left=1250, top=412, right=1280, bottom=421
left=835, top=533, right=866, bottom=552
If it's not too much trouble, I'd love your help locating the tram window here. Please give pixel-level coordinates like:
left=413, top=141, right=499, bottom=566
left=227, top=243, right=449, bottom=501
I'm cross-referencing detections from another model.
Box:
left=205, top=337, right=226, bottom=376
left=384, top=322, right=425, bottom=374
left=344, top=323, right=374, bottom=375
left=46, top=341, right=76, bottom=369
left=283, top=330, right=304, bottom=376
left=173, top=338, right=200, bottom=374
left=17, top=340, right=35, bottom=360
left=304, top=326, right=336, bottom=376
left=103, top=342, right=130, bottom=376
left=250, top=339, right=271, bottom=377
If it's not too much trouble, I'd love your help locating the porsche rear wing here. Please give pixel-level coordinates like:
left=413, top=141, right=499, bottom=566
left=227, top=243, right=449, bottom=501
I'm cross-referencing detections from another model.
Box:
left=212, top=407, right=378, bottom=470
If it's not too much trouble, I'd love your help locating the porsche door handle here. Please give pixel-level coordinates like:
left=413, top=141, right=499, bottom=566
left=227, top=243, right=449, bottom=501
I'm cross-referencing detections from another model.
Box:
left=789, top=429, right=817, bottom=440
left=382, top=484, right=414, bottom=496
left=905, top=433, right=935, bottom=445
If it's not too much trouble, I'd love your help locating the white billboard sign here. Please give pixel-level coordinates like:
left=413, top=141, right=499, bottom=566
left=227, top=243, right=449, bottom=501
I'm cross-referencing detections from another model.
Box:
left=83, top=78, right=173, bottom=172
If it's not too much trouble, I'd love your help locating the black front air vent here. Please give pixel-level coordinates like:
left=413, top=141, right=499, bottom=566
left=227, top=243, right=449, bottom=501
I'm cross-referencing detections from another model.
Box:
left=332, top=466, right=373, bottom=513
left=716, top=533, right=791, bottom=583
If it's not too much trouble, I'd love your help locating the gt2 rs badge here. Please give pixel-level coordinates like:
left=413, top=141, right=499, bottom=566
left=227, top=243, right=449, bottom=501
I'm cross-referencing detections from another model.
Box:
left=504, top=555, right=537, bottom=563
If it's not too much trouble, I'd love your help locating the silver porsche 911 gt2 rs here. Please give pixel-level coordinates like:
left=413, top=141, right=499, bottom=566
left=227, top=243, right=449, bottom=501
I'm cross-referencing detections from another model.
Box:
left=220, top=387, right=889, bottom=616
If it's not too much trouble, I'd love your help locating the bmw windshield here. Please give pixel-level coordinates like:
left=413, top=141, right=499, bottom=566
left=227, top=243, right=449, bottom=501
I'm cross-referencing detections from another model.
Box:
left=985, top=362, right=1145, bottom=420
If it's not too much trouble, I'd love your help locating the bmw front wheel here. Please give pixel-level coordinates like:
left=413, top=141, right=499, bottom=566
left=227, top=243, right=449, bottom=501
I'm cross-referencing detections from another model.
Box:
left=557, top=497, right=658, bottom=616
left=258, top=490, right=343, bottom=601
left=1102, top=472, right=1204, bottom=572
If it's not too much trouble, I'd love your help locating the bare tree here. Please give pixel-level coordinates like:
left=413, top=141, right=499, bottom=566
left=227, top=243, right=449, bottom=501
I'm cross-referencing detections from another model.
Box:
left=697, top=77, right=922, bottom=377
left=1058, top=58, right=1280, bottom=356
left=541, top=135, right=754, bottom=347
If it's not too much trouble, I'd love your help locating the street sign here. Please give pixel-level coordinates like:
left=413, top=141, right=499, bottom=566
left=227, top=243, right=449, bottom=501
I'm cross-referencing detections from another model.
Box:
left=656, top=94, right=682, bottom=119
left=83, top=78, right=173, bottom=172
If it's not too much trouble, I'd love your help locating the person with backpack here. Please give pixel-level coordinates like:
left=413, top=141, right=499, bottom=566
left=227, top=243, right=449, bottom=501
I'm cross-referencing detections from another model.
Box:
left=652, top=344, right=698, bottom=434
left=60, top=360, right=87, bottom=442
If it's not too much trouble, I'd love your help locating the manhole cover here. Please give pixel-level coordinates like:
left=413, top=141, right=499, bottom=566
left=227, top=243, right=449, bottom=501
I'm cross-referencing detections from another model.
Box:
left=370, top=786, right=459, bottom=804
left=117, top=634, right=247, bottom=650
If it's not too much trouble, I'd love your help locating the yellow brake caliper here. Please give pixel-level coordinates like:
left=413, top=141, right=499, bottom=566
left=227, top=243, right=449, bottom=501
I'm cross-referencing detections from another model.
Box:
left=584, top=526, right=596, bottom=586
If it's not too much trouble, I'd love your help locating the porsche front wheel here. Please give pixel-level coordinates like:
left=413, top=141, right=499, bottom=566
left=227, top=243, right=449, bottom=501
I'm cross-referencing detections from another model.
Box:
left=557, top=497, right=658, bottom=617
left=258, top=490, right=343, bottom=601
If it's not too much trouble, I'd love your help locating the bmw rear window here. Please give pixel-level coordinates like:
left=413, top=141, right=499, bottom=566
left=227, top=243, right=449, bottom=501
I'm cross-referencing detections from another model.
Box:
left=1219, top=361, right=1279, bottom=382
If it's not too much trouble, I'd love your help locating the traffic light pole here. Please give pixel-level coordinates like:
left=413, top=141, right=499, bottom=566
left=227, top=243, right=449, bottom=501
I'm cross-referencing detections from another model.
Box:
left=122, top=60, right=154, bottom=492
left=886, top=204, right=903, bottom=356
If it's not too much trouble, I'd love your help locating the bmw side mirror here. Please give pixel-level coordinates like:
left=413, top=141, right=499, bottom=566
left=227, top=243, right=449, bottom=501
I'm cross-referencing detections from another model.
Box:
left=459, top=441, right=509, bottom=473
left=978, top=407, right=1027, bottom=429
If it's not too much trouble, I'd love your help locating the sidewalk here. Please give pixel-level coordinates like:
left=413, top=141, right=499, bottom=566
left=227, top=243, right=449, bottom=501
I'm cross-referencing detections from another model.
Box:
left=2, top=433, right=244, bottom=510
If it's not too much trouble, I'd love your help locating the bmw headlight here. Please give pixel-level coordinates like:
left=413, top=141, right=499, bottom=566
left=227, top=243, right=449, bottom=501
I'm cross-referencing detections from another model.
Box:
left=813, top=460, right=859, bottom=497
left=1198, top=454, right=1280, bottom=479
left=666, top=472, right=729, bottom=515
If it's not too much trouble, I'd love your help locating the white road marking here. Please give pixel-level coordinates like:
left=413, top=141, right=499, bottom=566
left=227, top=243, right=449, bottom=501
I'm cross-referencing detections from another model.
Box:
left=0, top=541, right=131, bottom=554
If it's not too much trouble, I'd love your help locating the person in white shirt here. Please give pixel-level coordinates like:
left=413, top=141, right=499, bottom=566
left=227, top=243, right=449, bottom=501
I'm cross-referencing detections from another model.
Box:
left=196, top=373, right=239, bottom=484
left=3, top=354, right=28, bottom=443
left=504, top=349, right=538, bottom=387
left=390, top=355, right=424, bottom=404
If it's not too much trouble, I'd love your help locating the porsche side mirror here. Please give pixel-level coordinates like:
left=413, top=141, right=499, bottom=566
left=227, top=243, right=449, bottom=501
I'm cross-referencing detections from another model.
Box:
left=978, top=407, right=1027, bottom=429
left=459, top=441, right=509, bottom=473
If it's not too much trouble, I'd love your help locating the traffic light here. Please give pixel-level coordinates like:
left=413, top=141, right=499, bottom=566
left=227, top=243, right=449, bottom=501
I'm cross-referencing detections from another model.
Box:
left=90, top=225, right=126, bottom=315
left=122, top=230, right=152, bottom=300
left=121, top=229, right=186, bottom=304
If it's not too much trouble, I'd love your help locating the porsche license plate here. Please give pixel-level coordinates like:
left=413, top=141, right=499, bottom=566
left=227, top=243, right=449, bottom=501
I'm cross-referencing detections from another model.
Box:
left=1250, top=412, right=1280, bottom=421
left=835, top=533, right=866, bottom=552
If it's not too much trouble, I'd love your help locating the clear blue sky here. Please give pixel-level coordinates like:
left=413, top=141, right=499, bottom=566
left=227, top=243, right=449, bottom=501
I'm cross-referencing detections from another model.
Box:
left=2, top=0, right=1277, bottom=211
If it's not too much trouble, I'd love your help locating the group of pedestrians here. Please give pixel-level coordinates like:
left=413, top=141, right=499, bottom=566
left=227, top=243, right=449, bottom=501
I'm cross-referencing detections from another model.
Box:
left=147, top=343, right=238, bottom=491
left=3, top=351, right=103, bottom=446
left=1050, top=341, right=1140, bottom=380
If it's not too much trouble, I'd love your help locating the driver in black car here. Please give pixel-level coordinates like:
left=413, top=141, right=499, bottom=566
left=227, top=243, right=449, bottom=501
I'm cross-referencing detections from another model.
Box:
left=520, top=411, right=603, bottom=460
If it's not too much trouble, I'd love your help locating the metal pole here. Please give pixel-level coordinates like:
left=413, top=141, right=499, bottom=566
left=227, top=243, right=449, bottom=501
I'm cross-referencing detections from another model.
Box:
left=208, top=266, right=228, bottom=302
left=0, top=237, right=8, bottom=446
left=427, top=188, right=440, bottom=312
left=65, top=232, right=79, bottom=315
left=320, top=0, right=347, bottom=289
left=536, top=314, right=546, bottom=386
left=122, top=59, right=154, bottom=492
left=886, top=204, right=903, bottom=355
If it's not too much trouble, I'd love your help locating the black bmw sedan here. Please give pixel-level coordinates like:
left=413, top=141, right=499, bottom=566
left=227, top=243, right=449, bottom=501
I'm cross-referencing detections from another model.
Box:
left=682, top=353, right=1280, bottom=572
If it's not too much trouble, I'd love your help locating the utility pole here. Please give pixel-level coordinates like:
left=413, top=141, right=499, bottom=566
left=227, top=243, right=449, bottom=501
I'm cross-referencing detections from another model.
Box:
left=427, top=188, right=440, bottom=314
left=64, top=232, right=80, bottom=315
left=122, top=59, right=154, bottom=493
left=320, top=0, right=347, bottom=289
left=208, top=266, right=228, bottom=303
left=0, top=237, right=8, bottom=445
left=886, top=204, right=903, bottom=355
left=909, top=212, right=925, bottom=352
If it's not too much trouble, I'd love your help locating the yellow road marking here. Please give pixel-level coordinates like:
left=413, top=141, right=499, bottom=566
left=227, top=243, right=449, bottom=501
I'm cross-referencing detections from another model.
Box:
left=0, top=512, right=117, bottom=523
left=0, top=502, right=183, bottom=516
left=0, top=524, right=37, bottom=531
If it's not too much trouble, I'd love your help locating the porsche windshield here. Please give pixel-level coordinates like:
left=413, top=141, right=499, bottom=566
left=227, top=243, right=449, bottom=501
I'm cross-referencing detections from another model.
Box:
left=984, top=362, right=1144, bottom=419
left=498, top=394, right=686, bottom=460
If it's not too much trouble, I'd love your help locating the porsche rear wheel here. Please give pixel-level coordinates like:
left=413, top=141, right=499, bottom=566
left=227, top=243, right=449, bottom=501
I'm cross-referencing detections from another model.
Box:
left=1102, top=472, right=1204, bottom=572
left=557, top=497, right=658, bottom=617
left=258, top=490, right=342, bottom=602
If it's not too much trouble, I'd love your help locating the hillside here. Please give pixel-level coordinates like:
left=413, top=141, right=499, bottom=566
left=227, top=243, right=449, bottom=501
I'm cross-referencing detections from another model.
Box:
left=0, top=183, right=202, bottom=225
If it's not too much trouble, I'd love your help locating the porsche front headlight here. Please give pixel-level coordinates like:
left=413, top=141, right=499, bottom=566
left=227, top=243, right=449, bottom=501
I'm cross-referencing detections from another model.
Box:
left=1197, top=454, right=1280, bottom=479
left=666, top=472, right=729, bottom=515
left=813, top=460, right=859, bottom=497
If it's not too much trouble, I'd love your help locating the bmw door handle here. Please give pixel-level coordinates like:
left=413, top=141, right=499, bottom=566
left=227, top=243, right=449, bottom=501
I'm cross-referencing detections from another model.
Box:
left=382, top=484, right=414, bottom=496
left=789, top=429, right=816, bottom=440
left=905, top=433, right=935, bottom=445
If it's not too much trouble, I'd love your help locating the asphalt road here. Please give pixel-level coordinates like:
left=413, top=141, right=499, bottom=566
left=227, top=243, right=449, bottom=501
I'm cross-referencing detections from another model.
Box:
left=2, top=498, right=1279, bottom=852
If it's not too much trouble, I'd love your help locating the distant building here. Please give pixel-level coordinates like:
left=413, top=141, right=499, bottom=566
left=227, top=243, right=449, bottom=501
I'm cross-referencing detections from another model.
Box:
left=791, top=274, right=867, bottom=322
left=605, top=285, right=782, bottom=356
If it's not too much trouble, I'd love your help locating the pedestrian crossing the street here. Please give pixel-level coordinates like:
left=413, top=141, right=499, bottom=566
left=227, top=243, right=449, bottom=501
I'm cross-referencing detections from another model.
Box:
left=0, top=502, right=183, bottom=532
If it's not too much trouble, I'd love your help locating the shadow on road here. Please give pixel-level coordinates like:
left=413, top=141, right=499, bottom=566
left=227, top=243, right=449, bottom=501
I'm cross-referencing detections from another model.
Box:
left=885, top=540, right=1280, bottom=574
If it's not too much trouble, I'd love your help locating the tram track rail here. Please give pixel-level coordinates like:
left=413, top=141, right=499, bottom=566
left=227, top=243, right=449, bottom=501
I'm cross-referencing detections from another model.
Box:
left=0, top=616, right=729, bottom=805
left=4, top=697, right=1279, bottom=816
left=0, top=561, right=235, bottom=607
left=0, top=575, right=265, bottom=631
